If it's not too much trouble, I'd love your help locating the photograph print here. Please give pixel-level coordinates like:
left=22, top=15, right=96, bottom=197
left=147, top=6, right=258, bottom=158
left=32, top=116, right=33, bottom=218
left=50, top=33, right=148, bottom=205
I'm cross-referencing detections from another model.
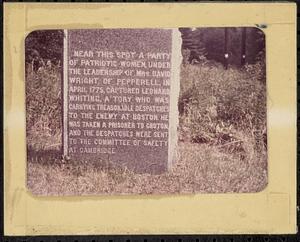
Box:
left=25, top=27, right=267, bottom=196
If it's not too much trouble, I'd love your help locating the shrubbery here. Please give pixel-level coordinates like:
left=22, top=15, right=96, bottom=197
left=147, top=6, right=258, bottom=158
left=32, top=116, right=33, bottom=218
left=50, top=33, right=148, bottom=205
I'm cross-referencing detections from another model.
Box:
left=178, top=61, right=266, bottom=155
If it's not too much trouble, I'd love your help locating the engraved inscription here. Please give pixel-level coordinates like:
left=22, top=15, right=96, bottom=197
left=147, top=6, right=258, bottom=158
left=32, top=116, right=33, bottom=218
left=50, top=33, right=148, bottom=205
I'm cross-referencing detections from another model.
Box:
left=65, top=29, right=174, bottom=173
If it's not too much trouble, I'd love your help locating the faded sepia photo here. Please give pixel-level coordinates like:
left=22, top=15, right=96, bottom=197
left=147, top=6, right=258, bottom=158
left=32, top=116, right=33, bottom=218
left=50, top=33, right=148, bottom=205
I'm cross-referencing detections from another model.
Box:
left=26, top=27, right=267, bottom=196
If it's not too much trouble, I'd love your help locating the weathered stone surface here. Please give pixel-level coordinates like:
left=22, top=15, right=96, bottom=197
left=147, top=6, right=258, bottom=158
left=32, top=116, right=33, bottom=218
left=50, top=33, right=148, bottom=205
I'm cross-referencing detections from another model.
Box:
left=63, top=29, right=181, bottom=174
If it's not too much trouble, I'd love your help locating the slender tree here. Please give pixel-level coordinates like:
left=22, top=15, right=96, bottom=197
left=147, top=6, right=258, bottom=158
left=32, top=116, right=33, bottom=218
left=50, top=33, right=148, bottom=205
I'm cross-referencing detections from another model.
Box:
left=241, top=28, right=247, bottom=66
left=224, top=28, right=229, bottom=69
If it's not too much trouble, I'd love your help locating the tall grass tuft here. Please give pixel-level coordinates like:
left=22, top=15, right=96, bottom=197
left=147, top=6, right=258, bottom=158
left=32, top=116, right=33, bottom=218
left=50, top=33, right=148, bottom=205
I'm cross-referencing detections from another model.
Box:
left=26, top=64, right=62, bottom=151
left=178, top=62, right=267, bottom=155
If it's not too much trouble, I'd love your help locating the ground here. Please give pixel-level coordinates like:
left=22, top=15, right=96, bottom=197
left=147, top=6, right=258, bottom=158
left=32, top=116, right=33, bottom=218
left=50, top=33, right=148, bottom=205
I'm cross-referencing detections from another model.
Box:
left=27, top=141, right=267, bottom=196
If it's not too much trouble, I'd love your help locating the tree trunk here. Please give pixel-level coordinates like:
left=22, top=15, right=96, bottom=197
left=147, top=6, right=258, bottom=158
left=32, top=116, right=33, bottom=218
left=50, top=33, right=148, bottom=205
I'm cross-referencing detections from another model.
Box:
left=241, top=28, right=247, bottom=66
left=224, top=28, right=229, bottom=69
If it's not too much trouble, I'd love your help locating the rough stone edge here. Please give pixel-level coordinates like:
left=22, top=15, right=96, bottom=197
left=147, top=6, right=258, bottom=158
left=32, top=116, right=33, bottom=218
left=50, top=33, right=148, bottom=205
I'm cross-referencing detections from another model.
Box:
left=168, top=28, right=182, bottom=170
left=63, top=29, right=68, bottom=158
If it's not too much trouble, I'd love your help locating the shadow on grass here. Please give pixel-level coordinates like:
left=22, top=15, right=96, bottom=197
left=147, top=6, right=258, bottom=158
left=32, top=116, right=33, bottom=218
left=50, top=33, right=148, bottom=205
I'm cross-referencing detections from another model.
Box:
left=27, top=146, right=129, bottom=176
left=27, top=147, right=62, bottom=165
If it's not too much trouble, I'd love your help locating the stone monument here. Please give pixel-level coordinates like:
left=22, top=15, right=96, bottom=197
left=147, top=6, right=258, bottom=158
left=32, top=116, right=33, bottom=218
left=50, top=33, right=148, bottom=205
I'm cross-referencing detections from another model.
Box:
left=63, top=29, right=181, bottom=174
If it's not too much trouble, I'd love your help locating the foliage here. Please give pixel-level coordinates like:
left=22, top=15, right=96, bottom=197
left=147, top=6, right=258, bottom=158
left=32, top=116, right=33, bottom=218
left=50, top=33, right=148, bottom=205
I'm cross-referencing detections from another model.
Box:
left=25, top=30, right=64, bottom=63
left=180, top=27, right=265, bottom=67
left=244, top=50, right=266, bottom=82
left=180, top=28, right=206, bottom=60
left=26, top=64, right=62, bottom=150
left=178, top=61, right=267, bottom=155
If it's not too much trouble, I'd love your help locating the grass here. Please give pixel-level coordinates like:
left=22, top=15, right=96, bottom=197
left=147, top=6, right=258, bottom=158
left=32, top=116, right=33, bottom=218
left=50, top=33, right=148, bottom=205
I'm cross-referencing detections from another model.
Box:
left=27, top=141, right=267, bottom=196
left=26, top=60, right=267, bottom=196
